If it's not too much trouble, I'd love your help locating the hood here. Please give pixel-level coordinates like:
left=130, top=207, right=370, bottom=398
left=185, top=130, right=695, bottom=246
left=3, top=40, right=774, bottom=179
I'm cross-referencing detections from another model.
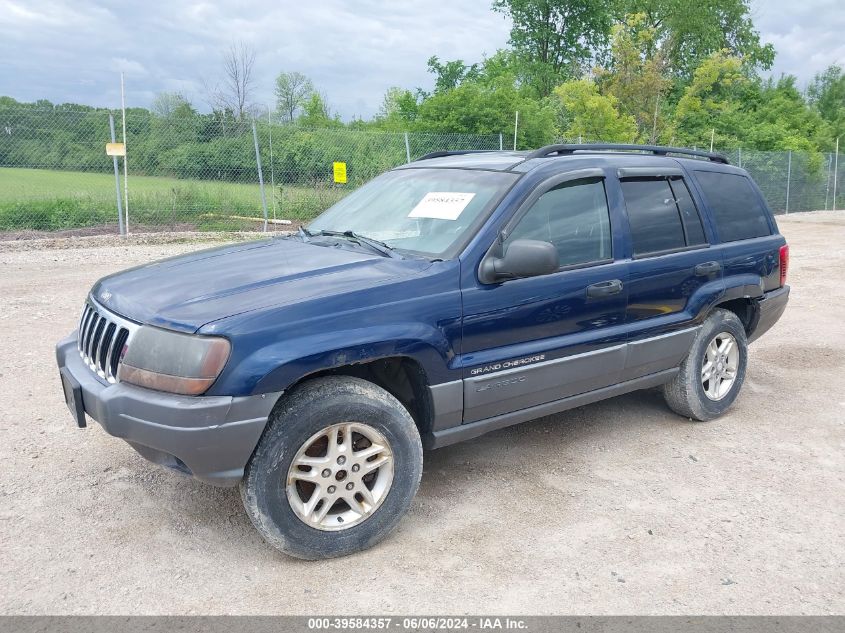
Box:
left=91, top=238, right=431, bottom=333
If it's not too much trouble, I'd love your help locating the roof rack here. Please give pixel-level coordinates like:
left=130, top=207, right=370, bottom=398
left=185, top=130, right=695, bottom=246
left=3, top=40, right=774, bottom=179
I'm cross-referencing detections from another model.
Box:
left=414, top=150, right=499, bottom=162
left=525, top=143, right=730, bottom=165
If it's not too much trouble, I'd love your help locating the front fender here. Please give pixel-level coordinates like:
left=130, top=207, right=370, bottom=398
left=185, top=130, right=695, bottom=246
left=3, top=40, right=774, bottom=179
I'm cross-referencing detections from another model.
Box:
left=216, top=323, right=457, bottom=396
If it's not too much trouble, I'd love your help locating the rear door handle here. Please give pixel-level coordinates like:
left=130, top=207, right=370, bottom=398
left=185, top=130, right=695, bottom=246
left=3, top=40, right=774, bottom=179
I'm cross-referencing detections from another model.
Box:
left=694, top=261, right=722, bottom=276
left=586, top=279, right=624, bottom=298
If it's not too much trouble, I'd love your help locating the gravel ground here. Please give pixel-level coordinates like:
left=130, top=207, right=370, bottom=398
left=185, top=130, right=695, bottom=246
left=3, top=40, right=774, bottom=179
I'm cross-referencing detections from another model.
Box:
left=0, top=212, right=843, bottom=615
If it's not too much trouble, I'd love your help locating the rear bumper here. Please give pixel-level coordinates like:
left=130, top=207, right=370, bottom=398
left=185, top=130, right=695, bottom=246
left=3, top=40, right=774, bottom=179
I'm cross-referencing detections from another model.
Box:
left=56, top=334, right=281, bottom=486
left=749, top=285, right=790, bottom=343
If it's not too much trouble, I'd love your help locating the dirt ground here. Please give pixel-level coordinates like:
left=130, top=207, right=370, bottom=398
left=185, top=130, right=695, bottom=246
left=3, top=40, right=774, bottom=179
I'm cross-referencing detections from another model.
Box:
left=1, top=212, right=843, bottom=615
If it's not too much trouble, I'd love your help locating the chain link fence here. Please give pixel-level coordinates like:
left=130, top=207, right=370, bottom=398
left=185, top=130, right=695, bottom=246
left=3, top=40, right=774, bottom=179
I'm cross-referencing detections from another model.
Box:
left=0, top=106, right=503, bottom=236
left=0, top=105, right=842, bottom=237
left=717, top=148, right=839, bottom=214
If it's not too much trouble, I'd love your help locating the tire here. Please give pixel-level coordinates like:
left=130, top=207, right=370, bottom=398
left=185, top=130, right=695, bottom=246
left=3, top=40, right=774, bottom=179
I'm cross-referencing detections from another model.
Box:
left=240, top=376, right=423, bottom=559
left=663, top=309, right=748, bottom=421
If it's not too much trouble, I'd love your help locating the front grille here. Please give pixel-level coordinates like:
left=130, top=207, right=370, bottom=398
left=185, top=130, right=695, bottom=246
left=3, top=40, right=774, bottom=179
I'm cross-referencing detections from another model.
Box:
left=77, top=301, right=136, bottom=383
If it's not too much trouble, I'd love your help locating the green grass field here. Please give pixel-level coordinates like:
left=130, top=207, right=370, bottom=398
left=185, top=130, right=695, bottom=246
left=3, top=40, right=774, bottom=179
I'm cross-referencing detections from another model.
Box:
left=0, top=168, right=347, bottom=232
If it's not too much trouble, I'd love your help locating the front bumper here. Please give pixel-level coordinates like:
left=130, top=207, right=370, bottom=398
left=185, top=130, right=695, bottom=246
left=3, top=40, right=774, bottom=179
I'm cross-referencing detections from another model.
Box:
left=56, top=334, right=281, bottom=486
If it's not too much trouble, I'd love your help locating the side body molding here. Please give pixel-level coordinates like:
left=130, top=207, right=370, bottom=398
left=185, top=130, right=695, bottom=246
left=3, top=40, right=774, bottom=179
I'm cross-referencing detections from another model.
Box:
left=426, top=327, right=699, bottom=440
left=463, top=345, right=627, bottom=423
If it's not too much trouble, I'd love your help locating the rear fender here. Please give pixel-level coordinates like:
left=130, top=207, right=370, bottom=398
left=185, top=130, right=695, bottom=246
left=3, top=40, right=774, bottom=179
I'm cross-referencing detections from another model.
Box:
left=720, top=274, right=765, bottom=301
left=692, top=274, right=764, bottom=324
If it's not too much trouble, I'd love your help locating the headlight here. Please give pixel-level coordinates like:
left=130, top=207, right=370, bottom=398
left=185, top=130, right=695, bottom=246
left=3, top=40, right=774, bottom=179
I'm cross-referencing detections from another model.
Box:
left=117, top=326, right=231, bottom=395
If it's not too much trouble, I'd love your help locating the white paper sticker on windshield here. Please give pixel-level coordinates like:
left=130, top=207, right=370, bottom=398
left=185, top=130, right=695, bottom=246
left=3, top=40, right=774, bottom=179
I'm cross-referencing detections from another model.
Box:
left=408, top=192, right=476, bottom=221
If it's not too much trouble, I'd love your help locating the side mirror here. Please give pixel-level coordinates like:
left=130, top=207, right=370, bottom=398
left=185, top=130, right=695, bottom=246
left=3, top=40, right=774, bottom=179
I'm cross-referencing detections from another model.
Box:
left=479, top=239, right=559, bottom=283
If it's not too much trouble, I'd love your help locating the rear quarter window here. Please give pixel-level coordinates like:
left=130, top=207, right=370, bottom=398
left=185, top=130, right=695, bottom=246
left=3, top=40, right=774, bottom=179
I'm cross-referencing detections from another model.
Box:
left=694, top=171, right=772, bottom=242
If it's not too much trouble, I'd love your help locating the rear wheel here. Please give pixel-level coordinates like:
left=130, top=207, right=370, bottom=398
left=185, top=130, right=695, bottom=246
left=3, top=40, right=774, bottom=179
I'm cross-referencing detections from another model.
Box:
left=663, top=309, right=748, bottom=421
left=241, top=376, right=423, bottom=559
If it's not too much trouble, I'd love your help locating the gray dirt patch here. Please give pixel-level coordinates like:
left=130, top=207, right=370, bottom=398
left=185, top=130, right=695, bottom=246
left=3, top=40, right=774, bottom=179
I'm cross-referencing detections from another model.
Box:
left=0, top=212, right=843, bottom=615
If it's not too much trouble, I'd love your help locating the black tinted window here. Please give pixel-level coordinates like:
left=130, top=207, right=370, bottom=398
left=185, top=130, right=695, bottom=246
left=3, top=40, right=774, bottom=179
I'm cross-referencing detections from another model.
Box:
left=670, top=178, right=707, bottom=246
left=694, top=171, right=772, bottom=242
left=506, top=178, right=611, bottom=267
left=621, top=179, right=687, bottom=255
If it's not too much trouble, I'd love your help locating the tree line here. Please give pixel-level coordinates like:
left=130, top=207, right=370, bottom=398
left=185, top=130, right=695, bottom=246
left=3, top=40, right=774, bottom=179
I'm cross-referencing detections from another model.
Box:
left=2, top=0, right=844, bottom=182
left=355, top=0, right=843, bottom=154
left=263, top=0, right=844, bottom=154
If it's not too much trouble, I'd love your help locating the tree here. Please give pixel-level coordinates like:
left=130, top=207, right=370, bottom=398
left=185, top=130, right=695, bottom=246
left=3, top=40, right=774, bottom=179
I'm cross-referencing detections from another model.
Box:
left=618, top=0, right=775, bottom=78
left=808, top=65, right=845, bottom=144
left=492, top=0, right=614, bottom=97
left=598, top=13, right=671, bottom=143
left=426, top=56, right=481, bottom=94
left=372, top=87, right=420, bottom=130
left=415, top=76, right=555, bottom=148
left=552, top=79, right=637, bottom=142
left=670, top=51, right=749, bottom=147
left=746, top=77, right=829, bottom=152
left=208, top=41, right=257, bottom=120
left=670, top=52, right=826, bottom=151
left=274, top=71, right=315, bottom=123
left=297, top=93, right=342, bottom=128
left=150, top=92, right=194, bottom=118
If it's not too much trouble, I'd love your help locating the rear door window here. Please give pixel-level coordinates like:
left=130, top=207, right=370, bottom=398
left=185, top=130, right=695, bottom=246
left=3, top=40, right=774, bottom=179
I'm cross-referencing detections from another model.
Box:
left=621, top=177, right=707, bottom=256
left=670, top=178, right=707, bottom=246
left=694, top=171, right=772, bottom=242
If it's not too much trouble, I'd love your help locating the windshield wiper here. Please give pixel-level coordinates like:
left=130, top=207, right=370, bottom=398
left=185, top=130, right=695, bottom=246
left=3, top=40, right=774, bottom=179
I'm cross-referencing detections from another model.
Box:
left=311, top=230, right=403, bottom=259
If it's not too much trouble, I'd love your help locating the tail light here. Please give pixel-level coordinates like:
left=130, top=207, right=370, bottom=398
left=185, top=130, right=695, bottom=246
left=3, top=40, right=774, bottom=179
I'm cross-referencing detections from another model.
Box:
left=779, top=244, right=789, bottom=287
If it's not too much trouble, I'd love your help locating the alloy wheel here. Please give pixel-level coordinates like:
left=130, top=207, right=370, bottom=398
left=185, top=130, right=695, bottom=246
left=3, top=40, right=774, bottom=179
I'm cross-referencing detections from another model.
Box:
left=701, top=332, right=740, bottom=401
left=286, top=422, right=394, bottom=531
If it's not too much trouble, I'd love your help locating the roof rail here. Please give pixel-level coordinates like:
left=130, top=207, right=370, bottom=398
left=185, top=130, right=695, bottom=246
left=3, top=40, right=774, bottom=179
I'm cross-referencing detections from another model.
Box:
left=525, top=143, right=730, bottom=165
left=414, top=149, right=499, bottom=162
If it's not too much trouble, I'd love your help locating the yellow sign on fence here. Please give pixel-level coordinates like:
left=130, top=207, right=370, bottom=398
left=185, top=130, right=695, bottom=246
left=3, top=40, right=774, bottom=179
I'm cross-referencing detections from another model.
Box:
left=106, top=142, right=126, bottom=157
left=333, top=161, right=347, bottom=184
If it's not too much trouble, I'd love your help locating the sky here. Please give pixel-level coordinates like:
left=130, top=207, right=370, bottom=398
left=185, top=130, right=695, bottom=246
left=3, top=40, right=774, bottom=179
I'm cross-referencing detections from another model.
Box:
left=1, top=0, right=843, bottom=120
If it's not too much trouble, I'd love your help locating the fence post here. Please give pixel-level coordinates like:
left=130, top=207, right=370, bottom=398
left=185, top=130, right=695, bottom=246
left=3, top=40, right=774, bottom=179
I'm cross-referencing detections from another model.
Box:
left=834, top=137, right=839, bottom=212
left=267, top=106, right=278, bottom=223
left=738, top=147, right=742, bottom=169
left=785, top=150, right=791, bottom=214
left=825, top=152, right=832, bottom=210
left=108, top=114, right=125, bottom=236
left=513, top=111, right=519, bottom=151
left=252, top=120, right=269, bottom=232
left=404, top=132, right=411, bottom=163
left=120, top=72, right=130, bottom=234
left=499, top=133, right=503, bottom=151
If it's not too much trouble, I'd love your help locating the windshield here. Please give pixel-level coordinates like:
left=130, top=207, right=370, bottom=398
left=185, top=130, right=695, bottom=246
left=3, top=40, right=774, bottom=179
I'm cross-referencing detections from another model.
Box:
left=308, top=168, right=518, bottom=257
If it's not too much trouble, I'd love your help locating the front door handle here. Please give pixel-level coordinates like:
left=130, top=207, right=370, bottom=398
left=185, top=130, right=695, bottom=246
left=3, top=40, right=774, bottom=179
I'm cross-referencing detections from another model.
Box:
left=695, top=261, right=722, bottom=276
left=586, top=279, right=624, bottom=298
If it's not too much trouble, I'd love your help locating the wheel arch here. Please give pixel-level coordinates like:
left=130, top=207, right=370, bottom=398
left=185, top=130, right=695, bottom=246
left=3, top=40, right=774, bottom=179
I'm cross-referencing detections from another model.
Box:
left=280, top=356, right=437, bottom=436
left=704, top=275, right=766, bottom=338
left=710, top=296, right=760, bottom=339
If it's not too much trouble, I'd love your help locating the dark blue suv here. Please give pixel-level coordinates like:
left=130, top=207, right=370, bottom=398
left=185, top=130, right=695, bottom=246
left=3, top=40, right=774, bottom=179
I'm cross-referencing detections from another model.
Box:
left=56, top=144, right=790, bottom=558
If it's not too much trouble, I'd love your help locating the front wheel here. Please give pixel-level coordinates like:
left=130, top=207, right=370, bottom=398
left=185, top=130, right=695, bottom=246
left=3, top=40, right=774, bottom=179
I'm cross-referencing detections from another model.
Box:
left=663, top=309, right=748, bottom=421
left=241, top=376, right=423, bottom=559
